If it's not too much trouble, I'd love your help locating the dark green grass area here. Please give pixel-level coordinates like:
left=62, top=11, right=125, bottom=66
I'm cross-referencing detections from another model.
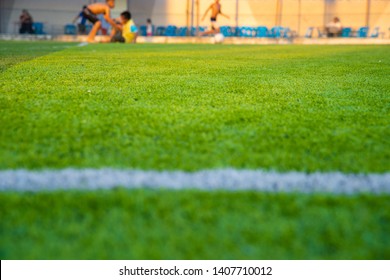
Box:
left=1, top=43, right=389, bottom=172
left=0, top=189, right=389, bottom=259
left=0, top=41, right=76, bottom=72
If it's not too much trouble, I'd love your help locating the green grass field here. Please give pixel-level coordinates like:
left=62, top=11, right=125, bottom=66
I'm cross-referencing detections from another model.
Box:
left=1, top=190, right=389, bottom=259
left=0, top=41, right=389, bottom=259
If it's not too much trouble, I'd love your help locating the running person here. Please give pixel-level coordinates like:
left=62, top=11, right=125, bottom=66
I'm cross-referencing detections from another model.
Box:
left=83, top=0, right=120, bottom=42
left=200, top=0, right=230, bottom=35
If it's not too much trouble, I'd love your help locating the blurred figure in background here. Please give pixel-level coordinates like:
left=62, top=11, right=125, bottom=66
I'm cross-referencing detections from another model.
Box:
left=111, top=11, right=138, bottom=44
left=200, top=0, right=229, bottom=35
left=146, top=18, right=153, bottom=36
left=326, top=17, right=342, bottom=37
left=98, top=14, right=110, bottom=35
left=83, top=0, right=120, bottom=42
left=19, top=9, right=34, bottom=34
left=72, top=6, right=88, bottom=34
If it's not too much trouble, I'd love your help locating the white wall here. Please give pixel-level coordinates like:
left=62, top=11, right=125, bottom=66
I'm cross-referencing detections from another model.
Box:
left=128, top=0, right=390, bottom=36
left=1, top=0, right=389, bottom=36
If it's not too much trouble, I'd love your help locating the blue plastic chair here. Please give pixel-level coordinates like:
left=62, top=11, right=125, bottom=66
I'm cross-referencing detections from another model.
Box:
left=64, top=24, right=76, bottom=35
left=228, top=26, right=235, bottom=37
left=164, top=25, right=177, bottom=36
left=341, top=27, right=352, bottom=37
left=245, top=27, right=251, bottom=37
left=248, top=27, right=256, bottom=37
left=156, top=26, right=166, bottom=36
left=269, top=26, right=283, bottom=38
left=85, top=24, right=93, bottom=34
left=190, top=27, right=196, bottom=36
left=177, top=27, right=188, bottom=36
left=357, top=27, right=369, bottom=38
left=236, top=26, right=243, bottom=37
left=283, top=27, right=292, bottom=38
left=139, top=25, right=147, bottom=36
left=219, top=25, right=231, bottom=37
left=219, top=26, right=228, bottom=36
left=236, top=26, right=244, bottom=37
left=220, top=26, right=233, bottom=37
left=256, top=26, right=268, bottom=38
left=33, top=22, right=45, bottom=34
left=237, top=26, right=253, bottom=37
left=305, top=27, right=314, bottom=38
left=370, top=27, right=380, bottom=38
left=242, top=27, right=249, bottom=37
left=189, top=26, right=206, bottom=36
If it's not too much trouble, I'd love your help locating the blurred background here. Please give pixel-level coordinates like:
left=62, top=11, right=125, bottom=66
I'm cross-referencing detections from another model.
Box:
left=0, top=0, right=389, bottom=37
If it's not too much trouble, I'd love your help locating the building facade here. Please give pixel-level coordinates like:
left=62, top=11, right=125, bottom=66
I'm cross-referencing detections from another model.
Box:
left=1, top=0, right=389, bottom=36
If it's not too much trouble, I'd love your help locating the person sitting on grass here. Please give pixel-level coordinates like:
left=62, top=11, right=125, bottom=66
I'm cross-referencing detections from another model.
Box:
left=83, top=0, right=120, bottom=42
left=110, top=11, right=138, bottom=44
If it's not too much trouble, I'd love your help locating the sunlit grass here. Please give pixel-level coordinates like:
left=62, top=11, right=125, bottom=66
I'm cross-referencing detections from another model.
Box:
left=1, top=43, right=389, bottom=172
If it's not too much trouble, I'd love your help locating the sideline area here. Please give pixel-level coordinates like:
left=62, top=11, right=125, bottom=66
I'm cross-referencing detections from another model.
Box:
left=1, top=34, right=390, bottom=45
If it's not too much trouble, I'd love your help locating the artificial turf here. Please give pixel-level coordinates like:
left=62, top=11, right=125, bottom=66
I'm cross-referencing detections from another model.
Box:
left=0, top=42, right=389, bottom=172
left=0, top=41, right=75, bottom=72
left=1, top=189, right=389, bottom=259
left=0, top=41, right=389, bottom=260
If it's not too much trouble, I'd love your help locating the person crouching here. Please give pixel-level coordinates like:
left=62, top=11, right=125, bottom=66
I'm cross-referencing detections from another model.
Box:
left=111, top=11, right=138, bottom=43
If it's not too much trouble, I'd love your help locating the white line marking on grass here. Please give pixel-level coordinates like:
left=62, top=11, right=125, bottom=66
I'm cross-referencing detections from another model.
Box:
left=0, top=169, right=389, bottom=194
left=77, top=42, right=89, bottom=47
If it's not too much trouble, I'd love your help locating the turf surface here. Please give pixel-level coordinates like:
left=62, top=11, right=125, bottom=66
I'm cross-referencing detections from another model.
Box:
left=0, top=42, right=389, bottom=172
left=1, top=189, right=389, bottom=259
left=0, top=41, right=75, bottom=72
left=0, top=41, right=389, bottom=260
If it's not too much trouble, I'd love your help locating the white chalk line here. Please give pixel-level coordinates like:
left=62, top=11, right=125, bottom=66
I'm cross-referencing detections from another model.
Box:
left=0, top=169, right=389, bottom=194
left=77, top=42, right=89, bottom=47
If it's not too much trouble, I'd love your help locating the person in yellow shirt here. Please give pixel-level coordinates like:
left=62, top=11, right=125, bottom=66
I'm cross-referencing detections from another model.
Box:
left=111, top=11, right=138, bottom=43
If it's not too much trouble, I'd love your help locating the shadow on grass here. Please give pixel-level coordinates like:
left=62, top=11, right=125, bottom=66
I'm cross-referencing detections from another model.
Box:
left=0, top=41, right=76, bottom=72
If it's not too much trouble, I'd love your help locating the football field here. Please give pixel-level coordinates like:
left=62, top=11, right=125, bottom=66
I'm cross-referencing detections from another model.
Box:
left=0, top=41, right=389, bottom=259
